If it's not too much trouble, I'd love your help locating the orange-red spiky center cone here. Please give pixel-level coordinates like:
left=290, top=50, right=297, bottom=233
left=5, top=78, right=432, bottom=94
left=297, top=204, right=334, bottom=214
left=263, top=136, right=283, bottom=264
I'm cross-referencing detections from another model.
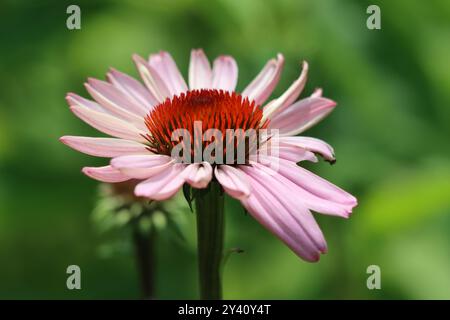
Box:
left=144, top=89, right=268, bottom=162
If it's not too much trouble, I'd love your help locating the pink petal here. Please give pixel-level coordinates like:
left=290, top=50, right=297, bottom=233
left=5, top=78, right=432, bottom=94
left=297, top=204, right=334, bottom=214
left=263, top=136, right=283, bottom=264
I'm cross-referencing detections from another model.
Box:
left=211, top=55, right=238, bottom=91
left=110, top=154, right=173, bottom=179
left=85, top=78, right=147, bottom=130
left=82, top=165, right=130, bottom=183
left=240, top=166, right=327, bottom=261
left=134, top=164, right=187, bottom=200
left=214, top=165, right=251, bottom=200
left=242, top=194, right=320, bottom=262
left=184, top=162, right=213, bottom=188
left=244, top=165, right=327, bottom=251
left=66, top=93, right=108, bottom=113
left=257, top=136, right=318, bottom=163
left=242, top=53, right=284, bottom=106
left=107, top=68, right=156, bottom=114
left=133, top=54, right=171, bottom=102
left=253, top=158, right=356, bottom=217
left=149, top=51, right=188, bottom=96
left=256, top=145, right=318, bottom=163
left=275, top=136, right=335, bottom=162
left=311, top=88, right=323, bottom=98
left=262, top=61, right=308, bottom=121
left=60, top=136, right=149, bottom=158
left=268, top=97, right=336, bottom=136
left=275, top=158, right=357, bottom=206
left=67, top=91, right=146, bottom=131
left=70, top=105, right=147, bottom=143
left=189, top=49, right=212, bottom=89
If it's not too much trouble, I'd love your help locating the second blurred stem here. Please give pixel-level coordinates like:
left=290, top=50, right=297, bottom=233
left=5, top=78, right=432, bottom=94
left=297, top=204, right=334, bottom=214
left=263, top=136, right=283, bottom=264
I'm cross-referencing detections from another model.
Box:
left=132, top=213, right=156, bottom=300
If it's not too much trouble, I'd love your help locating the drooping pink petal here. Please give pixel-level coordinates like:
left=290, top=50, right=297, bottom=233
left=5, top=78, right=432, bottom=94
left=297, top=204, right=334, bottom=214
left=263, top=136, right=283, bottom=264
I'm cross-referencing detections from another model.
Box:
left=107, top=68, right=156, bottom=115
left=253, top=157, right=356, bottom=217
left=239, top=166, right=327, bottom=262
left=189, top=49, right=212, bottom=89
left=70, top=105, right=147, bottom=142
left=242, top=193, right=320, bottom=261
left=133, top=54, right=171, bottom=102
left=244, top=166, right=327, bottom=251
left=82, top=165, right=130, bottom=183
left=60, top=136, right=149, bottom=158
left=268, top=97, right=336, bottom=136
left=184, top=162, right=213, bottom=188
left=211, top=55, right=238, bottom=91
left=242, top=53, right=284, bottom=106
left=134, top=164, right=187, bottom=200
left=214, top=165, right=251, bottom=200
left=148, top=51, right=188, bottom=96
left=275, top=136, right=335, bottom=162
left=262, top=61, right=308, bottom=121
left=85, top=78, right=147, bottom=130
left=110, top=154, right=173, bottom=179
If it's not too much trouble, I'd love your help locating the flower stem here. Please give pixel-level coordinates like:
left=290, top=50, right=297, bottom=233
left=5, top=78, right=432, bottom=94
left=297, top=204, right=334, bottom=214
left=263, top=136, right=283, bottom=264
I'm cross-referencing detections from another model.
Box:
left=195, top=182, right=225, bottom=300
left=132, top=216, right=156, bottom=300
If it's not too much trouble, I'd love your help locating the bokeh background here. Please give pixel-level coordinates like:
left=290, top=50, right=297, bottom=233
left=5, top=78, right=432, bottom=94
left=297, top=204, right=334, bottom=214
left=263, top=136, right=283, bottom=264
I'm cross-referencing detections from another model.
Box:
left=1, top=0, right=449, bottom=299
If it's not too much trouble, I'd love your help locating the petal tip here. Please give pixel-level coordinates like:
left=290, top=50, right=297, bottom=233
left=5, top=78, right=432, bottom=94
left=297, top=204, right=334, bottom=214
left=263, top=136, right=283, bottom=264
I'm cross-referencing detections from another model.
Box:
left=59, top=136, right=70, bottom=145
left=276, top=53, right=284, bottom=62
left=193, top=48, right=205, bottom=54
left=81, top=167, right=94, bottom=178
left=65, top=93, right=77, bottom=105
left=301, top=60, right=309, bottom=70
left=311, top=88, right=323, bottom=98
left=109, top=158, right=119, bottom=169
left=134, top=188, right=145, bottom=198
left=69, top=105, right=78, bottom=114
left=132, top=53, right=146, bottom=65
left=306, top=253, right=321, bottom=263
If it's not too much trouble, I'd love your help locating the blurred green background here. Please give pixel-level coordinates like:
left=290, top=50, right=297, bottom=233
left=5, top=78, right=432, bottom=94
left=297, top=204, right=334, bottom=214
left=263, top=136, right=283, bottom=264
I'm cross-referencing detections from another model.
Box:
left=1, top=0, right=450, bottom=299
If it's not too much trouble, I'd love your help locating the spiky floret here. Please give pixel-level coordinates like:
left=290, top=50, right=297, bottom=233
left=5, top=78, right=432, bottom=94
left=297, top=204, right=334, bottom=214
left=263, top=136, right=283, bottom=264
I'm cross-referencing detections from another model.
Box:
left=144, top=89, right=268, bottom=161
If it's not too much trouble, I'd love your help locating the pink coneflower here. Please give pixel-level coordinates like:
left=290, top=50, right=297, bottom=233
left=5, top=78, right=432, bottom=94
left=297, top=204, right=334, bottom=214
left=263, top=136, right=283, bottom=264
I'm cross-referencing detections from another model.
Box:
left=61, top=50, right=357, bottom=265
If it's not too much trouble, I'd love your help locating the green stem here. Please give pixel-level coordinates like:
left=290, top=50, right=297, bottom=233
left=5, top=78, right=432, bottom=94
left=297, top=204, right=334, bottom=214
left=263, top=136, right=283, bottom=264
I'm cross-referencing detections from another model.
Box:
left=195, top=182, right=225, bottom=300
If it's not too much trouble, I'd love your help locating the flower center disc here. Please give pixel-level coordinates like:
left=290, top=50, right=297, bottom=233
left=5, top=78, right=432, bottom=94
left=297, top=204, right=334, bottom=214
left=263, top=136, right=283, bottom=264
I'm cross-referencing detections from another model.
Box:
left=144, top=89, right=268, bottom=163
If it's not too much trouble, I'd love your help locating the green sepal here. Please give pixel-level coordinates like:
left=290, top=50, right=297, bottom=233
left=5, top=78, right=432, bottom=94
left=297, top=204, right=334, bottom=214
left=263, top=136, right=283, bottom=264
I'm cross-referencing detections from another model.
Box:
left=182, top=183, right=193, bottom=212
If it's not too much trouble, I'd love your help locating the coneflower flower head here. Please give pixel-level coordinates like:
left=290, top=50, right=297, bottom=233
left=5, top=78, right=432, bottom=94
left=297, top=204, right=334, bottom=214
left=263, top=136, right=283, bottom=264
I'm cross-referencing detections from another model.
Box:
left=61, top=49, right=357, bottom=262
